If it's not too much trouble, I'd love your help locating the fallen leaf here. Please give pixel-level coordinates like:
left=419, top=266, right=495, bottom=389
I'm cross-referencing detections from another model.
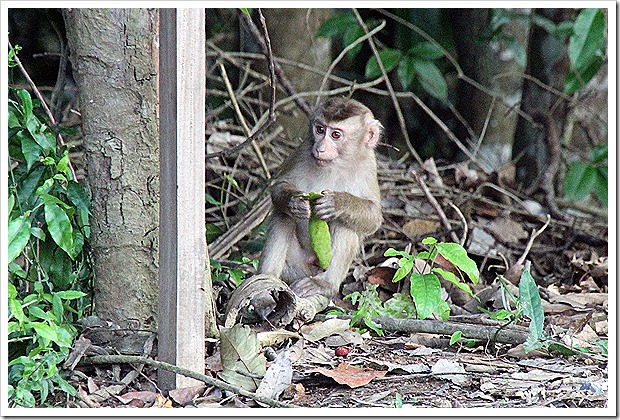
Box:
left=313, top=362, right=386, bottom=388
left=257, top=329, right=300, bottom=347
left=402, top=219, right=441, bottom=237
left=300, top=318, right=350, bottom=342
left=219, top=325, right=266, bottom=392
left=255, top=349, right=293, bottom=400
left=431, top=358, right=468, bottom=385
left=168, top=386, right=205, bottom=406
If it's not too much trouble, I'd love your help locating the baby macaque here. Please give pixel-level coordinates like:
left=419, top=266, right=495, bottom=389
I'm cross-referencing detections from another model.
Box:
left=257, top=97, right=383, bottom=318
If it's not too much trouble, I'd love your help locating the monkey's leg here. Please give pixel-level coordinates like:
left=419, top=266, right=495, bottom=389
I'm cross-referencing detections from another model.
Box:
left=290, top=227, right=360, bottom=300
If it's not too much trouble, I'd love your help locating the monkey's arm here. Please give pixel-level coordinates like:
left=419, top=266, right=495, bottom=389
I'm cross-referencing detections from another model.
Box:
left=314, top=190, right=382, bottom=237
left=272, top=181, right=311, bottom=220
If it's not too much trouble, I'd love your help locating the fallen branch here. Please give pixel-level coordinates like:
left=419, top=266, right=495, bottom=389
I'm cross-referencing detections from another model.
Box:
left=81, top=354, right=297, bottom=408
left=374, top=316, right=529, bottom=346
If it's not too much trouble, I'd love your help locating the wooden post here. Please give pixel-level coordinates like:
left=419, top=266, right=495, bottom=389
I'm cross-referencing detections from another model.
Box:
left=158, top=8, right=206, bottom=391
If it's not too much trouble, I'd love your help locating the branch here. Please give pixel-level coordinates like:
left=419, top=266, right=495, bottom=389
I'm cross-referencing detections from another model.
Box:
left=352, top=9, right=423, bottom=166
left=81, top=354, right=297, bottom=408
left=239, top=10, right=312, bottom=116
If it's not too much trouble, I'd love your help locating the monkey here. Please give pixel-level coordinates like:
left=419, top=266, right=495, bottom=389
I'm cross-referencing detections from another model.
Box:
left=256, top=97, right=383, bottom=319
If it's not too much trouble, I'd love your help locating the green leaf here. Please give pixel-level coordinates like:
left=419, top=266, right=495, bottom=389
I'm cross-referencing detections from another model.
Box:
left=316, top=13, right=357, bottom=38
left=409, top=41, right=444, bottom=60
left=421, top=237, right=437, bottom=245
left=397, top=55, right=416, bottom=90
left=410, top=272, right=444, bottom=320
left=56, top=151, right=70, bottom=178
left=590, top=142, right=608, bottom=163
left=365, top=49, right=402, bottom=79
left=17, top=130, right=43, bottom=171
left=568, top=9, right=606, bottom=70
left=393, top=258, right=413, bottom=282
left=519, top=268, right=545, bottom=341
left=435, top=242, right=479, bottom=284
left=411, top=59, right=448, bottom=100
left=343, top=25, right=365, bottom=60
left=30, top=321, right=58, bottom=343
left=9, top=297, right=26, bottom=324
left=44, top=202, right=74, bottom=258
left=450, top=331, right=463, bottom=345
left=563, top=161, right=597, bottom=201
left=206, top=193, right=221, bottom=205
left=564, top=54, right=603, bottom=94
left=240, top=8, right=251, bottom=16
left=54, top=290, right=87, bottom=300
left=432, top=267, right=474, bottom=297
left=594, top=167, right=608, bottom=205
left=384, top=248, right=409, bottom=258
left=8, top=214, right=31, bottom=264
left=52, top=293, right=64, bottom=323
left=27, top=305, right=49, bottom=321
left=16, top=89, right=33, bottom=119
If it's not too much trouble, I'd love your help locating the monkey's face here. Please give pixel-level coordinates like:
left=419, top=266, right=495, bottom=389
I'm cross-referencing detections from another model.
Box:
left=310, top=114, right=381, bottom=167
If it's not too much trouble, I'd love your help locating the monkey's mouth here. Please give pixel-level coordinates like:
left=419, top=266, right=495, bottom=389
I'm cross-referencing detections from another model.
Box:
left=314, top=157, right=334, bottom=166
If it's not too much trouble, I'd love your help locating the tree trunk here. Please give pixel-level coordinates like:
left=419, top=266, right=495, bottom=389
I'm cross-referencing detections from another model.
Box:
left=259, top=8, right=333, bottom=138
left=447, top=8, right=529, bottom=171
left=64, top=9, right=159, bottom=327
left=512, top=8, right=574, bottom=189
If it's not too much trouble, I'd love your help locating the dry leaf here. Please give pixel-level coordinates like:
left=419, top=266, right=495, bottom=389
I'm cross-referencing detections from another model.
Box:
left=313, top=362, right=387, bottom=388
left=300, top=318, right=350, bottom=342
left=255, top=349, right=293, bottom=400
left=168, top=386, right=205, bottom=406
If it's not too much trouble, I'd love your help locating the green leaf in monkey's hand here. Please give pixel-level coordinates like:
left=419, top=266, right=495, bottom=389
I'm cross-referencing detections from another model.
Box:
left=296, top=192, right=332, bottom=270
left=309, top=215, right=332, bottom=270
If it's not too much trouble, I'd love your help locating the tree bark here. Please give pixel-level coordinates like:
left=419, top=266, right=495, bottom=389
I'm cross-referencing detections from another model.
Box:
left=258, top=8, right=333, bottom=137
left=512, top=8, right=574, bottom=189
left=64, top=9, right=159, bottom=327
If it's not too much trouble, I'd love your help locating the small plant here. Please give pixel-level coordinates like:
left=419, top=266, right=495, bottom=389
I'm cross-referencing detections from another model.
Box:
left=347, top=237, right=480, bottom=334
left=8, top=47, right=92, bottom=407
left=563, top=142, right=607, bottom=205
left=211, top=256, right=258, bottom=288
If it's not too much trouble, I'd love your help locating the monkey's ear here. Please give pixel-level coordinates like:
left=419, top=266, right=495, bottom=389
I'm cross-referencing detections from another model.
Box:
left=366, top=119, right=383, bottom=148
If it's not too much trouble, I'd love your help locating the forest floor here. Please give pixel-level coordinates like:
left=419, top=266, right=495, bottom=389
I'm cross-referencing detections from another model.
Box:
left=63, top=148, right=609, bottom=410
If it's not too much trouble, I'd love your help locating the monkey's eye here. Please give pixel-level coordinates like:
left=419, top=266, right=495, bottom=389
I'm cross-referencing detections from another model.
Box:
left=315, top=125, right=325, bottom=134
left=331, top=130, right=343, bottom=141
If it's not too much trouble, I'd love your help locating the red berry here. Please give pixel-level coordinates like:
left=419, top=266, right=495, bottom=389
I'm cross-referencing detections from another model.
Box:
left=335, top=346, right=351, bottom=357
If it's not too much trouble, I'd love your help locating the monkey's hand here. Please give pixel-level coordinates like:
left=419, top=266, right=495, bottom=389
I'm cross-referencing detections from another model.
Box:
left=289, top=274, right=336, bottom=299
left=288, top=196, right=311, bottom=220
left=314, top=189, right=340, bottom=221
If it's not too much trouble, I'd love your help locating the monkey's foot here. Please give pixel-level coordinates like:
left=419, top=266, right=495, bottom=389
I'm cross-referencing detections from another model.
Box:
left=295, top=295, right=330, bottom=322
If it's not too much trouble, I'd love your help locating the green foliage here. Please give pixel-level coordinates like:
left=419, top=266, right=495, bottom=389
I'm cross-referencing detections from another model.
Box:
left=316, top=12, right=448, bottom=100
left=211, top=256, right=258, bottom=287
left=347, top=237, right=480, bottom=335
left=563, top=143, right=608, bottom=205
left=8, top=53, right=92, bottom=407
left=384, top=237, right=479, bottom=321
left=565, top=8, right=607, bottom=94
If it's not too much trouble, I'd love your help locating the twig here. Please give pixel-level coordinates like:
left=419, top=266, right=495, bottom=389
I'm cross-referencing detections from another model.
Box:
left=209, top=195, right=272, bottom=260
left=258, top=9, right=276, bottom=121
left=239, top=10, right=312, bottom=116
left=81, top=354, right=297, bottom=408
left=315, top=19, right=387, bottom=105
left=515, top=214, right=551, bottom=268
left=206, top=11, right=277, bottom=160
left=352, top=9, right=423, bottom=166
left=449, top=202, right=468, bottom=247
left=8, top=40, right=77, bottom=181
left=413, top=170, right=460, bottom=244
left=218, top=62, right=270, bottom=179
